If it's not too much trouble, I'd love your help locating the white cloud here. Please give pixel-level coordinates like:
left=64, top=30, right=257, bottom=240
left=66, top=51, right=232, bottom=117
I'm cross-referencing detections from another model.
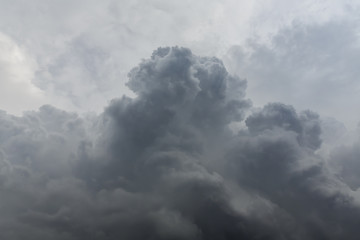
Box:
left=0, top=0, right=254, bottom=114
left=0, top=0, right=358, bottom=118
left=0, top=32, right=44, bottom=115
left=224, top=18, right=360, bottom=129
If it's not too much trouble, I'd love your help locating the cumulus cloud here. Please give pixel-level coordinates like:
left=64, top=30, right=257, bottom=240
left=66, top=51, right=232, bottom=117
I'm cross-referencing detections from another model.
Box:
left=224, top=18, right=360, bottom=129
left=0, top=47, right=360, bottom=239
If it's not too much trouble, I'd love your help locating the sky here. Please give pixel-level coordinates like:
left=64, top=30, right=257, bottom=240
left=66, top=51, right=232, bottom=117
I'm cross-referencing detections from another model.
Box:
left=1, top=0, right=359, bottom=128
left=1, top=1, right=360, bottom=239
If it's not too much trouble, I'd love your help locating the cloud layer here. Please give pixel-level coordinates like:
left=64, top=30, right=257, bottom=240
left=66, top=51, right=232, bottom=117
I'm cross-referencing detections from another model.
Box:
left=1, top=0, right=358, bottom=118
left=0, top=47, right=360, bottom=239
left=225, top=18, right=360, bottom=129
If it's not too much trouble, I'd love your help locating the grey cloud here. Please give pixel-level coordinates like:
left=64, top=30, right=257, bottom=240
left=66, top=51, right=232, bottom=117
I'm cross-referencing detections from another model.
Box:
left=0, top=47, right=360, bottom=239
left=228, top=104, right=360, bottom=239
left=225, top=19, right=360, bottom=129
left=329, top=140, right=360, bottom=190
left=0, top=0, right=248, bottom=114
left=246, top=103, right=322, bottom=150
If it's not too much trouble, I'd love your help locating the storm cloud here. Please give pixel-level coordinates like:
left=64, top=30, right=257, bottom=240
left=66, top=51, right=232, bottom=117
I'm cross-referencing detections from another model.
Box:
left=0, top=47, right=360, bottom=239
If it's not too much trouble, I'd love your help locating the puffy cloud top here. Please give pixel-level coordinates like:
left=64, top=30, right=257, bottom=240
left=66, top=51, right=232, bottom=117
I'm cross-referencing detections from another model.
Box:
left=0, top=47, right=359, bottom=240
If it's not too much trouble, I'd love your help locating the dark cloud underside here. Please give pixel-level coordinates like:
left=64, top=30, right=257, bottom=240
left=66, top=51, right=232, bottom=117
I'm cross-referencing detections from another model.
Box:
left=0, top=47, right=359, bottom=240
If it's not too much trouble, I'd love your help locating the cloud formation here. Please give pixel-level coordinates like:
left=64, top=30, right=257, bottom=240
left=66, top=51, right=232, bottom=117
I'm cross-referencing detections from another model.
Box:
left=0, top=32, right=44, bottom=114
left=0, top=47, right=360, bottom=239
left=225, top=18, right=360, bottom=129
left=2, top=0, right=357, bottom=116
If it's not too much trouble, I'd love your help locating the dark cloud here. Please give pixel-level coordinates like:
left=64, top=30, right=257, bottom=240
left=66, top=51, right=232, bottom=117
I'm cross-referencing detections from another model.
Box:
left=246, top=103, right=322, bottom=150
left=228, top=103, right=360, bottom=239
left=0, top=47, right=359, bottom=239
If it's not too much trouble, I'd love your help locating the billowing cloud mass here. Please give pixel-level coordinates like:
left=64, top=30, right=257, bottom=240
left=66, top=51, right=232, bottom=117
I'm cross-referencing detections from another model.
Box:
left=1, top=47, right=360, bottom=239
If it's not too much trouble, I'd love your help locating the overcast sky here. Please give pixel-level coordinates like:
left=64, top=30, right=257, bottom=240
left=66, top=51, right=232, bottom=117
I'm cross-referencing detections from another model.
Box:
left=1, top=0, right=359, bottom=128
left=1, top=1, right=360, bottom=239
